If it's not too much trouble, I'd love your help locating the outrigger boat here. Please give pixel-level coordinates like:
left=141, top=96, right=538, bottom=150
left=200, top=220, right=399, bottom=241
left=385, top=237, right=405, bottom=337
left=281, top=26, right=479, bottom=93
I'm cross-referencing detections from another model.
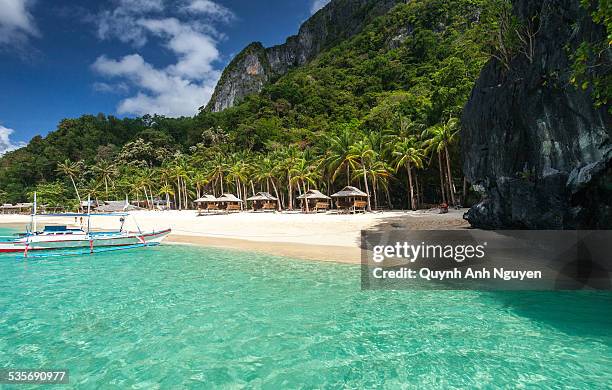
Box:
left=0, top=194, right=170, bottom=257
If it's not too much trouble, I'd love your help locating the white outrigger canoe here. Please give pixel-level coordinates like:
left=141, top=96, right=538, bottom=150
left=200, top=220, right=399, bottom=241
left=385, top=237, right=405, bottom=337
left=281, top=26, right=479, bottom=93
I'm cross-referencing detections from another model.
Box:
left=0, top=194, right=170, bottom=257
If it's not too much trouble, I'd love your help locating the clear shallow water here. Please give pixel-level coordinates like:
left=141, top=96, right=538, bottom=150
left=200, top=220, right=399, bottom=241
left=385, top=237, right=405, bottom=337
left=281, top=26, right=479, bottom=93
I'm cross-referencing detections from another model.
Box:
left=0, top=227, right=611, bottom=388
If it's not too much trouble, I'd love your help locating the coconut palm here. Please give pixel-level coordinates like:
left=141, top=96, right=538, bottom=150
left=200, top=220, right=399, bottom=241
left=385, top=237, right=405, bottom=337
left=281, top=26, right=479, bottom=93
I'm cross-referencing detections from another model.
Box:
left=324, top=129, right=358, bottom=187
left=359, top=159, right=392, bottom=210
left=393, top=137, right=424, bottom=210
left=158, top=184, right=174, bottom=210
left=289, top=157, right=319, bottom=213
left=91, top=160, right=118, bottom=199
left=348, top=140, right=374, bottom=211
left=256, top=155, right=282, bottom=211
left=279, top=146, right=301, bottom=210
left=423, top=117, right=460, bottom=205
left=56, top=159, right=83, bottom=210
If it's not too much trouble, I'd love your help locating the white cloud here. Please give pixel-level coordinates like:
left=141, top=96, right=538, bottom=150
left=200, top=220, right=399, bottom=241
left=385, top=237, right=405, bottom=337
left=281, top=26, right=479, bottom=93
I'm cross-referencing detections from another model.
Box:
left=0, top=125, right=26, bottom=155
left=310, top=0, right=330, bottom=14
left=92, top=0, right=229, bottom=117
left=96, top=0, right=165, bottom=47
left=0, top=0, right=39, bottom=47
left=182, top=0, right=234, bottom=22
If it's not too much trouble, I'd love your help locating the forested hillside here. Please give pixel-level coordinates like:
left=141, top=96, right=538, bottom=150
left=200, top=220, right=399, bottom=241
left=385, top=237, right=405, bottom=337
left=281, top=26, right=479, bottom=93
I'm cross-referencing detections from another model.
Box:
left=0, top=0, right=572, bottom=211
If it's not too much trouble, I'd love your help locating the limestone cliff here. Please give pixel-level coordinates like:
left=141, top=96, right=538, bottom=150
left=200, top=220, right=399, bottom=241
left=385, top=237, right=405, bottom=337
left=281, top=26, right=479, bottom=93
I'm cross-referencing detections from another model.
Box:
left=204, top=0, right=403, bottom=112
left=462, top=0, right=611, bottom=229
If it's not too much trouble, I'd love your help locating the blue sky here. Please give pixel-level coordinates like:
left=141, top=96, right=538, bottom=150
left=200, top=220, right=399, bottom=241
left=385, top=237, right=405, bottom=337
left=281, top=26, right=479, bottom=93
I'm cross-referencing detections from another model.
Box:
left=0, top=0, right=331, bottom=153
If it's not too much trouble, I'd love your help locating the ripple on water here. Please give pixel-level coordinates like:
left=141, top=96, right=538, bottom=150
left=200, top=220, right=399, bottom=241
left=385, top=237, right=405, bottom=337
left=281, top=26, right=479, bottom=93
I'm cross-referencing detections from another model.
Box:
left=0, top=232, right=611, bottom=388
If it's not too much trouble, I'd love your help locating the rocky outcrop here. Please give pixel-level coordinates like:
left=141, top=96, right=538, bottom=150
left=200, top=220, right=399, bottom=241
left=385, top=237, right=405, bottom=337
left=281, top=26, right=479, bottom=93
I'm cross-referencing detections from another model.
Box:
left=204, top=0, right=403, bottom=112
left=462, top=0, right=611, bottom=229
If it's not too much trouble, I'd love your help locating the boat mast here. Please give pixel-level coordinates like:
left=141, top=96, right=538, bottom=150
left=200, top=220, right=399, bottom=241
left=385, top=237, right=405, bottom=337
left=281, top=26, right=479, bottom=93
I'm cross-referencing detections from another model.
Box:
left=32, top=191, right=37, bottom=233
left=86, top=194, right=91, bottom=233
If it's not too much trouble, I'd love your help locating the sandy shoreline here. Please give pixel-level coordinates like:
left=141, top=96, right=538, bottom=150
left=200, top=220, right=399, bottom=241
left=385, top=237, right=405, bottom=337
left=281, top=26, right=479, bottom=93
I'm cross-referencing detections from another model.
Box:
left=0, top=209, right=469, bottom=263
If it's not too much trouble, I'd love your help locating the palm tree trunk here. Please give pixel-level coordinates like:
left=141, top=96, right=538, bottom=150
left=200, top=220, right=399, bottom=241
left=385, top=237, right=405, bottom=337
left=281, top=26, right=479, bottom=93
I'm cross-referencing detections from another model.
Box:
left=385, top=186, right=393, bottom=209
left=462, top=177, right=468, bottom=206
left=176, top=177, right=182, bottom=210
left=346, top=164, right=350, bottom=186
left=444, top=146, right=456, bottom=205
left=70, top=176, right=82, bottom=211
left=302, top=180, right=309, bottom=213
left=438, top=152, right=447, bottom=204
left=415, top=171, right=421, bottom=209
left=406, top=164, right=416, bottom=210
left=287, top=173, right=293, bottom=210
left=270, top=178, right=281, bottom=211
left=362, top=160, right=371, bottom=212
left=373, top=179, right=378, bottom=210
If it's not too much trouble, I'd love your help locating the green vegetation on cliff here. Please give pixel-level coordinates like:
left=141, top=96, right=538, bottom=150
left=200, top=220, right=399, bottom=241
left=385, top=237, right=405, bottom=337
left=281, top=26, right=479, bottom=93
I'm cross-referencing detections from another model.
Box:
left=0, top=0, right=522, bottom=209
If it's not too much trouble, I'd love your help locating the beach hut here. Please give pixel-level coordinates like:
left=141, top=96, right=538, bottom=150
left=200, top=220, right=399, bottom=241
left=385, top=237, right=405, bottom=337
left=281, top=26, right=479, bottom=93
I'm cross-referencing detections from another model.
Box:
left=297, top=190, right=331, bottom=213
left=216, top=193, right=243, bottom=212
left=194, top=194, right=219, bottom=214
left=0, top=203, right=33, bottom=215
left=95, top=200, right=142, bottom=213
left=246, top=192, right=278, bottom=212
left=330, top=186, right=369, bottom=213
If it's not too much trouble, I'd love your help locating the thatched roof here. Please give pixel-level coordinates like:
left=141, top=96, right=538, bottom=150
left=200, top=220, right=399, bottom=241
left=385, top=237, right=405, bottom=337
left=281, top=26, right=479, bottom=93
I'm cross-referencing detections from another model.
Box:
left=217, top=193, right=243, bottom=203
left=247, top=192, right=278, bottom=201
left=331, top=186, right=369, bottom=198
left=297, top=189, right=331, bottom=200
left=194, top=194, right=218, bottom=203
left=95, top=201, right=142, bottom=212
left=0, top=203, right=33, bottom=209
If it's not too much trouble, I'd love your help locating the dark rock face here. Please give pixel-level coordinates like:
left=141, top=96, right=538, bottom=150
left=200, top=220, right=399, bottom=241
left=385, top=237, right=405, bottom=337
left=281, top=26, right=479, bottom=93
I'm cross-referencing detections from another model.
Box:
left=205, top=0, right=403, bottom=112
left=462, top=0, right=611, bottom=229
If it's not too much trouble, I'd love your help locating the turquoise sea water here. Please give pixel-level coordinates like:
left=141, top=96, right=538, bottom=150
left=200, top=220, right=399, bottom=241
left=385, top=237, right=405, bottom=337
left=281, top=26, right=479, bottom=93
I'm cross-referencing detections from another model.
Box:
left=1, top=226, right=611, bottom=388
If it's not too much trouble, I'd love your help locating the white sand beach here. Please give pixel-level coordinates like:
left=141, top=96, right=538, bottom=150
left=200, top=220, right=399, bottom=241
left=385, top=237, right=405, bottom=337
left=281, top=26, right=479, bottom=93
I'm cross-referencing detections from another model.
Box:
left=0, top=209, right=469, bottom=263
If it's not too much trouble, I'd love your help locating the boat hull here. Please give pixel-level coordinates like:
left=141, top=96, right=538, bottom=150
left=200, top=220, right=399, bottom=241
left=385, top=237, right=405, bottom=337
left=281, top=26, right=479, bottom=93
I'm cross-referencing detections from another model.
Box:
left=0, top=229, right=171, bottom=253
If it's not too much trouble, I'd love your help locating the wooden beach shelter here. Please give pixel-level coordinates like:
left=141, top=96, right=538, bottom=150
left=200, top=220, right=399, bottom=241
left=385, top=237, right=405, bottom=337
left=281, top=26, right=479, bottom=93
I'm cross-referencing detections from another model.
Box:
left=216, top=193, right=243, bottom=212
left=246, top=192, right=278, bottom=211
left=0, top=203, right=33, bottom=215
left=297, top=190, right=331, bottom=213
left=330, top=186, right=369, bottom=213
left=194, top=194, right=219, bottom=214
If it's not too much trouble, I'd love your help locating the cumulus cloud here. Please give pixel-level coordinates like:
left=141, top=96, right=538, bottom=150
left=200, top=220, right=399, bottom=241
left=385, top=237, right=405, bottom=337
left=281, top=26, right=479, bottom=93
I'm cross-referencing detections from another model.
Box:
left=92, top=0, right=229, bottom=117
left=310, top=0, right=330, bottom=14
left=0, top=0, right=39, bottom=47
left=182, top=0, right=234, bottom=22
left=0, top=125, right=26, bottom=155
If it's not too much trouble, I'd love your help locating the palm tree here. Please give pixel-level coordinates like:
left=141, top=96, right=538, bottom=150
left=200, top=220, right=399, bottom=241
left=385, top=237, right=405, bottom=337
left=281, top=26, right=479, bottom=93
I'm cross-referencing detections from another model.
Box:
left=348, top=140, right=374, bottom=212
left=289, top=157, right=318, bottom=213
left=91, top=160, right=118, bottom=199
left=56, top=159, right=83, bottom=210
left=423, top=117, right=460, bottom=205
left=363, top=160, right=392, bottom=210
left=393, top=137, right=424, bottom=210
left=279, top=146, right=301, bottom=210
left=207, top=153, right=227, bottom=196
left=325, top=129, right=357, bottom=187
left=256, top=155, right=282, bottom=211
left=158, top=184, right=174, bottom=210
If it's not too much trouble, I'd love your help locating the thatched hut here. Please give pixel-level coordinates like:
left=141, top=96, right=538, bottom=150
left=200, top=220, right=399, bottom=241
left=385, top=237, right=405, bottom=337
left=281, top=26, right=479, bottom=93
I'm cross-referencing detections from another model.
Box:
left=194, top=194, right=219, bottom=214
left=216, top=193, right=243, bottom=212
left=246, top=192, right=278, bottom=211
left=95, top=201, right=142, bottom=213
left=297, top=190, right=331, bottom=213
left=330, top=186, right=369, bottom=213
left=0, top=203, right=33, bottom=215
